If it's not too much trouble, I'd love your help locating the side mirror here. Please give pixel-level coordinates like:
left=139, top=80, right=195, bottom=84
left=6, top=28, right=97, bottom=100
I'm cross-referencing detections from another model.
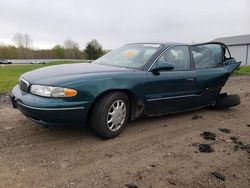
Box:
left=150, top=62, right=174, bottom=72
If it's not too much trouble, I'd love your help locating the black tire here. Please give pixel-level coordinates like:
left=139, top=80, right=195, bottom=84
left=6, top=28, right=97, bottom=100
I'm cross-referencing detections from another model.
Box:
left=213, top=94, right=240, bottom=109
left=90, top=92, right=130, bottom=139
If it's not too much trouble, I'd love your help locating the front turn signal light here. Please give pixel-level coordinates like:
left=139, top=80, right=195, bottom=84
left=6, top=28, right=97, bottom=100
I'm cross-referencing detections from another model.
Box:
left=64, top=88, right=77, bottom=97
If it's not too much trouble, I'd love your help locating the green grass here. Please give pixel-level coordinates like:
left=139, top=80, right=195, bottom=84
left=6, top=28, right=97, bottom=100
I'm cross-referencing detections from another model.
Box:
left=233, top=66, right=250, bottom=76
left=0, top=61, right=87, bottom=93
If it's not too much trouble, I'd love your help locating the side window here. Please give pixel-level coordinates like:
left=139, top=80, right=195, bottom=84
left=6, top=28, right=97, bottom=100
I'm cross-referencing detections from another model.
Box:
left=191, top=44, right=222, bottom=69
left=156, top=46, right=190, bottom=71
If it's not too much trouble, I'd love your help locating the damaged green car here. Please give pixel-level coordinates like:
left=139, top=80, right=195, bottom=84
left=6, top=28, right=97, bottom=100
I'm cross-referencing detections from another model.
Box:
left=11, top=42, right=240, bottom=138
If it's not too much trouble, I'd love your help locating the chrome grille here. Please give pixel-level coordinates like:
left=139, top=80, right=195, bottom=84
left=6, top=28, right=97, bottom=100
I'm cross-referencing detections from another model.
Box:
left=19, top=78, right=30, bottom=92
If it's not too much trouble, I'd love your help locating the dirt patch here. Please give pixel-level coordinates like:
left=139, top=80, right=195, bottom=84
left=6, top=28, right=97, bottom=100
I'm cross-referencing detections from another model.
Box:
left=191, top=114, right=203, bottom=120
left=0, top=93, right=9, bottom=102
left=211, top=171, right=226, bottom=181
left=168, top=178, right=177, bottom=185
left=0, top=76, right=250, bottom=188
left=199, top=144, right=214, bottom=153
left=230, top=136, right=250, bottom=153
left=219, top=128, right=231, bottom=134
left=201, top=131, right=216, bottom=140
left=125, top=183, right=138, bottom=188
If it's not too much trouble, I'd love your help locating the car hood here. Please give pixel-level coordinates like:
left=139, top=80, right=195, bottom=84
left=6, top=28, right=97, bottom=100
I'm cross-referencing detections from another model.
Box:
left=21, top=63, right=134, bottom=84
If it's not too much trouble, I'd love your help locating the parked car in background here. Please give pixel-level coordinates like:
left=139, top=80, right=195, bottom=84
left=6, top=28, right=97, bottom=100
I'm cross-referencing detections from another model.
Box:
left=30, top=60, right=47, bottom=64
left=0, top=59, right=12, bottom=64
left=10, top=42, right=241, bottom=138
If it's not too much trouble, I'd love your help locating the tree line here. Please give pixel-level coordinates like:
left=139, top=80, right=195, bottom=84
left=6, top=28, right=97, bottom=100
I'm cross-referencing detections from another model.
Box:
left=0, top=33, right=107, bottom=60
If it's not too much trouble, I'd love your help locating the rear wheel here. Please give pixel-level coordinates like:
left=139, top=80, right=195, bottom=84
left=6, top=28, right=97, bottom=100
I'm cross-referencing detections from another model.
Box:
left=90, top=92, right=129, bottom=139
left=212, top=94, right=240, bottom=109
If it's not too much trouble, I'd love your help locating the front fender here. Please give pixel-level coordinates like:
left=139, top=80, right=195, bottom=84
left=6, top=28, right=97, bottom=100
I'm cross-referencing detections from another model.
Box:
left=86, top=73, right=146, bottom=100
left=73, top=71, right=147, bottom=120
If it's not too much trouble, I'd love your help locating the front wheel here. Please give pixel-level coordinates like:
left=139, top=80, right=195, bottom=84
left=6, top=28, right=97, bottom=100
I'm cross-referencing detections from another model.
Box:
left=90, top=92, right=129, bottom=139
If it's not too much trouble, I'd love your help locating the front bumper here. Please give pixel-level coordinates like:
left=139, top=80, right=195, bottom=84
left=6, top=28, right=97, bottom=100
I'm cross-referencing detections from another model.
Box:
left=11, top=85, right=90, bottom=126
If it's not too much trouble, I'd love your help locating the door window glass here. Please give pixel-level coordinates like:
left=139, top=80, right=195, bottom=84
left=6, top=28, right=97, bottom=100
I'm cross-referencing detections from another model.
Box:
left=191, top=44, right=222, bottom=69
left=156, top=46, right=190, bottom=70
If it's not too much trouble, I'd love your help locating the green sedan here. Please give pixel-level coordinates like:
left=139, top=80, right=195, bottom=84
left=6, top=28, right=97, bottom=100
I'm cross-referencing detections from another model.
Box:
left=10, top=42, right=240, bottom=138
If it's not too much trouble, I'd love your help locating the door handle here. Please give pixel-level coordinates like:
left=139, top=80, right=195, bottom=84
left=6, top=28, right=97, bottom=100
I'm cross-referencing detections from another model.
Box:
left=186, top=78, right=195, bottom=82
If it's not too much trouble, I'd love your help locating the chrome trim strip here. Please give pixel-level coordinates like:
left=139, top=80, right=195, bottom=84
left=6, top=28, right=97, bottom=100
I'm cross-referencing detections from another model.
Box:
left=146, top=87, right=220, bottom=102
left=147, top=94, right=195, bottom=101
left=17, top=102, right=85, bottom=111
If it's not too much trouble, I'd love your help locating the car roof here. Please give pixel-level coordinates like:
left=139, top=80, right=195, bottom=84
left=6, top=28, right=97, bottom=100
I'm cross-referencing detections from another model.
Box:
left=127, top=42, right=185, bottom=47
left=128, top=42, right=227, bottom=47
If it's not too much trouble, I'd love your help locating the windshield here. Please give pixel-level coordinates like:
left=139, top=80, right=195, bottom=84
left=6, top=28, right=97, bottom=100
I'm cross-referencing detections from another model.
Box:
left=93, top=44, right=162, bottom=68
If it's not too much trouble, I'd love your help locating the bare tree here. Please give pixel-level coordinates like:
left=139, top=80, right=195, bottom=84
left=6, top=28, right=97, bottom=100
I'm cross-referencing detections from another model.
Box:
left=13, top=33, right=23, bottom=48
left=23, top=33, right=32, bottom=49
left=13, top=33, right=32, bottom=48
left=63, top=38, right=79, bottom=49
left=63, top=38, right=81, bottom=59
left=13, top=33, right=33, bottom=58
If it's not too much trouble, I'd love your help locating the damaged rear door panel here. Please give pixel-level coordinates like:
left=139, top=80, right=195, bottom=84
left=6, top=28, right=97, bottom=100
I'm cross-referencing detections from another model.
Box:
left=190, top=43, right=241, bottom=106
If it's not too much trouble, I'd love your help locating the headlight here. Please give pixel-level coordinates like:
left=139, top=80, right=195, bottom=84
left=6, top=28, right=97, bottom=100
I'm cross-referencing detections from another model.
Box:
left=30, top=85, right=77, bottom=97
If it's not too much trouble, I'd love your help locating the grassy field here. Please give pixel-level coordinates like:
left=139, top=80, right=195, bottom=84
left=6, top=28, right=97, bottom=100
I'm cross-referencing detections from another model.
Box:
left=233, top=66, right=250, bottom=76
left=0, top=62, right=250, bottom=94
left=0, top=61, right=87, bottom=93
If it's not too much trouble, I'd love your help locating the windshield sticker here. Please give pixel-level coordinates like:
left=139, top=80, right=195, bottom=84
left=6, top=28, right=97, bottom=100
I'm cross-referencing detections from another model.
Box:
left=124, top=51, right=136, bottom=58
left=143, top=44, right=161, bottom=48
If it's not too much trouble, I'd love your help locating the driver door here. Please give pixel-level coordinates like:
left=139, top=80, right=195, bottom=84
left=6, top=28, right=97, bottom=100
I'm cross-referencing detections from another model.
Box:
left=144, top=45, right=197, bottom=114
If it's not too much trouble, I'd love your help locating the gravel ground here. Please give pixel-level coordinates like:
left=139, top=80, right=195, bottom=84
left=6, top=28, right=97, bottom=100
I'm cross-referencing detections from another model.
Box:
left=0, top=76, right=250, bottom=188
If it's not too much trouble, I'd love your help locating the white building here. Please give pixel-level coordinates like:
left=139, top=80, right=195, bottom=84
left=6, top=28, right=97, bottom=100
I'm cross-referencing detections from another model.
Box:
left=213, top=34, right=250, bottom=65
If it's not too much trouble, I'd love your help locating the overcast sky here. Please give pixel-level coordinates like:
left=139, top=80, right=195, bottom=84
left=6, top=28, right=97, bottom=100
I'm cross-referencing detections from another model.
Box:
left=0, top=0, right=249, bottom=49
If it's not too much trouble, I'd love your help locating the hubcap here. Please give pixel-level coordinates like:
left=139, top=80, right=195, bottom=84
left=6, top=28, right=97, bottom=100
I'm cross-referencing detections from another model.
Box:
left=107, top=100, right=126, bottom=132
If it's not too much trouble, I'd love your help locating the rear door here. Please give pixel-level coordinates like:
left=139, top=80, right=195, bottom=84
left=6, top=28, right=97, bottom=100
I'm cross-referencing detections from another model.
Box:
left=145, top=45, right=197, bottom=114
left=190, top=43, right=229, bottom=106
